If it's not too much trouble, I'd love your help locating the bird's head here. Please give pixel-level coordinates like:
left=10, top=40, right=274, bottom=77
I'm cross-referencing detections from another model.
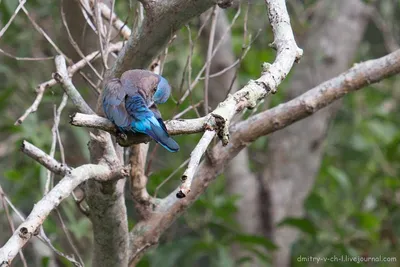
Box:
left=153, top=76, right=171, bottom=104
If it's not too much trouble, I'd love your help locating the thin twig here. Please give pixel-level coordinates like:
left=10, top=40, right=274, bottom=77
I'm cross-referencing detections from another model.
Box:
left=0, top=0, right=26, bottom=40
left=55, top=209, right=85, bottom=266
left=154, top=158, right=189, bottom=198
left=15, top=41, right=123, bottom=125
left=94, top=0, right=108, bottom=69
left=103, top=0, right=116, bottom=65
left=172, top=100, right=204, bottom=119
left=61, top=1, right=103, bottom=80
left=370, top=7, right=400, bottom=53
left=0, top=48, right=54, bottom=61
left=21, top=5, right=70, bottom=63
left=45, top=93, right=69, bottom=194
left=204, top=6, right=219, bottom=114
left=44, top=95, right=85, bottom=265
left=178, top=6, right=242, bottom=104
left=0, top=183, right=81, bottom=266
left=78, top=0, right=99, bottom=35
left=226, top=29, right=262, bottom=96
left=97, top=0, right=131, bottom=39
left=79, top=70, right=101, bottom=95
left=0, top=185, right=28, bottom=267
left=227, top=0, right=251, bottom=95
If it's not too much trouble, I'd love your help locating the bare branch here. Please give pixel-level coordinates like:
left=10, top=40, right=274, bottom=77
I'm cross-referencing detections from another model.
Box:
left=0, top=185, right=28, bottom=267
left=154, top=159, right=189, bottom=198
left=95, top=0, right=131, bottom=39
left=129, top=144, right=155, bottom=218
left=234, top=49, right=400, bottom=142
left=21, top=140, right=71, bottom=176
left=53, top=55, right=95, bottom=114
left=177, top=130, right=216, bottom=198
left=204, top=6, right=219, bottom=114
left=0, top=160, right=129, bottom=265
left=0, top=48, right=54, bottom=61
left=172, top=100, right=204, bottom=119
left=369, top=7, right=400, bottom=53
left=45, top=94, right=69, bottom=194
left=21, top=5, right=69, bottom=61
left=70, top=112, right=206, bottom=137
left=110, top=0, right=216, bottom=77
left=93, top=0, right=108, bottom=69
left=179, top=6, right=242, bottom=104
left=61, top=1, right=103, bottom=80
left=15, top=42, right=123, bottom=125
left=0, top=0, right=26, bottom=40
left=0, top=184, right=81, bottom=266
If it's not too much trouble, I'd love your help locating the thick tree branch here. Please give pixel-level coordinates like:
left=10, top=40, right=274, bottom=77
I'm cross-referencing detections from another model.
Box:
left=233, top=49, right=400, bottom=142
left=109, top=0, right=216, bottom=77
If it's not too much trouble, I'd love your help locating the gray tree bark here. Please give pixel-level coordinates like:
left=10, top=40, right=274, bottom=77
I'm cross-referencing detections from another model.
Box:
left=262, top=0, right=371, bottom=266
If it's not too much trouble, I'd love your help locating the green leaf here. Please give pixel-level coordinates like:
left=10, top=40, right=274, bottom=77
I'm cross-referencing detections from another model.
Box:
left=354, top=212, right=380, bottom=232
left=367, top=120, right=397, bottom=144
left=4, top=169, right=21, bottom=181
left=41, top=256, right=50, bottom=267
left=277, top=217, right=318, bottom=237
left=214, top=245, right=235, bottom=267
left=231, top=234, right=278, bottom=250
left=327, top=166, right=352, bottom=191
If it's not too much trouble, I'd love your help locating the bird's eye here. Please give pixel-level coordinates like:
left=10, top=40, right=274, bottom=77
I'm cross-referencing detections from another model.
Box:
left=153, top=87, right=157, bottom=92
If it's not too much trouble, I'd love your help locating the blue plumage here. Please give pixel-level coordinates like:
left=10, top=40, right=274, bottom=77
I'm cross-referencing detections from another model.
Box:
left=102, top=70, right=179, bottom=152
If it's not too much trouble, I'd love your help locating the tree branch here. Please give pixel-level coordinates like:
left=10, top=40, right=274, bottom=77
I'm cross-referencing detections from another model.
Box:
left=70, top=113, right=205, bottom=135
left=129, top=144, right=154, bottom=218
left=53, top=55, right=95, bottom=114
left=109, top=0, right=216, bottom=77
left=15, top=42, right=123, bottom=125
left=21, top=140, right=71, bottom=176
left=0, top=159, right=129, bottom=265
left=178, top=130, right=216, bottom=198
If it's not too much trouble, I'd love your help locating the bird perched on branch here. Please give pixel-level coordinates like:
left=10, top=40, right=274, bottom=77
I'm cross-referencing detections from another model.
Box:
left=102, top=70, right=179, bottom=152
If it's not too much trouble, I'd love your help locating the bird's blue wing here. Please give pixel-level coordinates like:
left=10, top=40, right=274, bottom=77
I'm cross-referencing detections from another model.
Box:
left=102, top=78, right=131, bottom=129
left=149, top=104, right=169, bottom=134
left=126, top=95, right=179, bottom=152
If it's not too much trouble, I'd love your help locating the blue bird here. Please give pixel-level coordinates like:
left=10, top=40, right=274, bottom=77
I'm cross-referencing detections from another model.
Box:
left=102, top=70, right=179, bottom=152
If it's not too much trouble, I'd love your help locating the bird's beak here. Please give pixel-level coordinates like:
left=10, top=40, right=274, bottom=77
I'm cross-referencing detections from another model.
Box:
left=148, top=100, right=155, bottom=108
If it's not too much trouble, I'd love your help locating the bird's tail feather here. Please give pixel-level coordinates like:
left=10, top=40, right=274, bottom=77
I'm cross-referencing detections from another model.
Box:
left=145, top=122, right=180, bottom=152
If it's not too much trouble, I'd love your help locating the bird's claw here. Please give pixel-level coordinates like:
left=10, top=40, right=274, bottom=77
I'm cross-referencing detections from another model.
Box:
left=116, top=131, right=128, bottom=141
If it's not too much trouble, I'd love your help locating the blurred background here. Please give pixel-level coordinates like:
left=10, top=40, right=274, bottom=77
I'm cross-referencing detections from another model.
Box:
left=0, top=0, right=399, bottom=266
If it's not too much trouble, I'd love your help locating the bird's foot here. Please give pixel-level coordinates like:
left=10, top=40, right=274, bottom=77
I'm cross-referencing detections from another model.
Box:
left=116, top=129, right=128, bottom=141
